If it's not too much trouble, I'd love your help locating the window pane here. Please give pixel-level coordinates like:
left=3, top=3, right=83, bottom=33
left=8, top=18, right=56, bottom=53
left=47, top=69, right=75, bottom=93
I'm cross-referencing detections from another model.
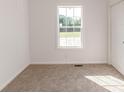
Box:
left=59, top=8, right=66, bottom=16
left=67, top=8, right=73, bottom=17
left=74, top=17, right=81, bottom=26
left=74, top=8, right=81, bottom=17
left=74, top=8, right=81, bottom=27
left=67, top=8, right=74, bottom=27
left=59, top=32, right=67, bottom=48
left=59, top=8, right=66, bottom=27
left=67, top=32, right=81, bottom=47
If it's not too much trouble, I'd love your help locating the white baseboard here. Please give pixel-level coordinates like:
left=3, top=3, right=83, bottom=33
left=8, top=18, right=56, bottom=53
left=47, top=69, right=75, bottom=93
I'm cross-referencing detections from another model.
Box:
left=31, top=60, right=107, bottom=64
left=0, top=64, right=29, bottom=91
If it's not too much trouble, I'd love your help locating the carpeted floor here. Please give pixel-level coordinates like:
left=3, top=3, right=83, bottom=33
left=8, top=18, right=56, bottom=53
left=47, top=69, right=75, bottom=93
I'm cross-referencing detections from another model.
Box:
left=2, top=64, right=124, bottom=92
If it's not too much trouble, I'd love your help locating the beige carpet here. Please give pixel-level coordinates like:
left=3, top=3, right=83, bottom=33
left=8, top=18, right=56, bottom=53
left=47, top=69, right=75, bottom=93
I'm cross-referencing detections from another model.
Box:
left=2, top=64, right=124, bottom=92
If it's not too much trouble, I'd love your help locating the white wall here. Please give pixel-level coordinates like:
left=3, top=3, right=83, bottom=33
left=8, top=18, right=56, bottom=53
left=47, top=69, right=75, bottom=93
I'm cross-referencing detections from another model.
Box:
left=0, top=0, right=30, bottom=90
left=111, top=1, right=124, bottom=75
left=29, top=0, right=108, bottom=64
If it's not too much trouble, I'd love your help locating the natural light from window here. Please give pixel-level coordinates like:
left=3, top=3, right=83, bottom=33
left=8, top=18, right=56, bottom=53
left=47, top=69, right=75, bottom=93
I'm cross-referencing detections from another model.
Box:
left=85, top=75, right=124, bottom=92
left=58, top=6, right=83, bottom=48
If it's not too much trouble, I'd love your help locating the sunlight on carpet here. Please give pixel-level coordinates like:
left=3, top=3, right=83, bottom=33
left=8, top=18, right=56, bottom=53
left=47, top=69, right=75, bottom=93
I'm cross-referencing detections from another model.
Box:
left=85, top=75, right=124, bottom=92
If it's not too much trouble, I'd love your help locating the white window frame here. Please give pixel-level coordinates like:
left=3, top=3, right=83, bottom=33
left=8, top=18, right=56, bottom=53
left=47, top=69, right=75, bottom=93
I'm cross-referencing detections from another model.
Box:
left=57, top=5, right=83, bottom=49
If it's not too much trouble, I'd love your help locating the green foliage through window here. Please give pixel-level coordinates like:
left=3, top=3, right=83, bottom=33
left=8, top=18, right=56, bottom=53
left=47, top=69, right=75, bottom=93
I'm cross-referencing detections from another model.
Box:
left=59, top=15, right=81, bottom=27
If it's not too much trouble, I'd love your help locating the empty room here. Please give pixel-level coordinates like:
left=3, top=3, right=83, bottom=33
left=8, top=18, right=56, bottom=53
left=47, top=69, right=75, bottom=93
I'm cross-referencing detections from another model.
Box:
left=0, top=0, right=124, bottom=92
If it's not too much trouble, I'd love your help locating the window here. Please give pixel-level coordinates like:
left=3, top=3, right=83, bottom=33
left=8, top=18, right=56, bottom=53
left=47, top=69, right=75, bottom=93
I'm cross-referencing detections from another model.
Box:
left=57, top=6, right=83, bottom=48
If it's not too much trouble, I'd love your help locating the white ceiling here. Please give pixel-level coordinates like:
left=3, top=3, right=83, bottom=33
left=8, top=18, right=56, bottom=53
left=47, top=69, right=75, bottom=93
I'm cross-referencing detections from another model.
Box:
left=109, top=0, right=123, bottom=5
